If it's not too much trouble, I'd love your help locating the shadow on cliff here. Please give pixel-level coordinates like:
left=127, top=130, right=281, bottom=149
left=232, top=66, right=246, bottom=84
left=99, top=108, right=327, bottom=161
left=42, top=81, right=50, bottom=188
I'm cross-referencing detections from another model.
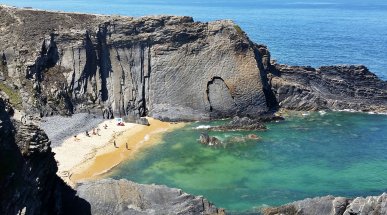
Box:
left=56, top=180, right=91, bottom=215
left=252, top=45, right=279, bottom=112
left=0, top=98, right=91, bottom=215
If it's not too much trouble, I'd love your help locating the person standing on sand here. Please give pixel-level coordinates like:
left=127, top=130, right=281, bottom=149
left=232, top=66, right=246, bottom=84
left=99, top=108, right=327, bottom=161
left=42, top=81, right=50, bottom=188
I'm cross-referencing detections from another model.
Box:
left=114, top=140, right=117, bottom=148
left=126, top=142, right=130, bottom=150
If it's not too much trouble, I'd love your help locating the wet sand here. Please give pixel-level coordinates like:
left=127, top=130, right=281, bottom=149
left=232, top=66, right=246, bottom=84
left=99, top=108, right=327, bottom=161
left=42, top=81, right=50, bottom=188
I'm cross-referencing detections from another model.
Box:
left=65, top=118, right=184, bottom=186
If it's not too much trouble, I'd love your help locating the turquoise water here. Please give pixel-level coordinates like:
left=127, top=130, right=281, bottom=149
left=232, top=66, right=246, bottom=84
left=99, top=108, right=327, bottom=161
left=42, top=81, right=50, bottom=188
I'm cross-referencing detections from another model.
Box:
left=109, top=112, right=387, bottom=212
left=1, top=0, right=387, bottom=79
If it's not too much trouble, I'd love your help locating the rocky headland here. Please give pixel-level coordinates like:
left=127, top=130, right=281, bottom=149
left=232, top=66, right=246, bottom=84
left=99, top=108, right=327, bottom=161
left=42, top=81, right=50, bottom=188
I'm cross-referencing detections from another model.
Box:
left=1, top=5, right=385, bottom=122
left=1, top=5, right=387, bottom=215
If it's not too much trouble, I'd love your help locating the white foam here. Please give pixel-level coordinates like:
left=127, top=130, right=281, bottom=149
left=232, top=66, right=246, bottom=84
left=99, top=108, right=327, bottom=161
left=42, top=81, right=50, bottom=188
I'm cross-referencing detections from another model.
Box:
left=195, top=125, right=212, bottom=129
left=318, top=110, right=327, bottom=115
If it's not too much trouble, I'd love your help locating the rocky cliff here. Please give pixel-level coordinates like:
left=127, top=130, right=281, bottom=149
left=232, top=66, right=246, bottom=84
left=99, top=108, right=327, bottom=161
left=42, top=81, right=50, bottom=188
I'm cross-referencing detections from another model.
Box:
left=76, top=179, right=224, bottom=215
left=1, top=6, right=385, bottom=120
left=0, top=5, right=271, bottom=121
left=263, top=193, right=387, bottom=215
left=0, top=97, right=91, bottom=215
left=269, top=64, right=387, bottom=113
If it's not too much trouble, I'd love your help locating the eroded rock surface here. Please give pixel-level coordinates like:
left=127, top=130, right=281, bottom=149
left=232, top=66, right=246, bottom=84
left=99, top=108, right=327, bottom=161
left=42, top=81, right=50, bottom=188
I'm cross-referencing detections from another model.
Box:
left=263, top=193, right=387, bottom=215
left=76, top=179, right=225, bottom=215
left=0, top=97, right=91, bottom=215
left=269, top=64, right=387, bottom=113
left=0, top=5, right=269, bottom=120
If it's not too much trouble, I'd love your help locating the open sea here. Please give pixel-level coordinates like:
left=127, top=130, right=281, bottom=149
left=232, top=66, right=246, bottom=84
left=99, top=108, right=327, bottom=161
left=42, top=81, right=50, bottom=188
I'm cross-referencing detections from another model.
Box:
left=2, top=0, right=386, bottom=212
left=1, top=0, right=387, bottom=79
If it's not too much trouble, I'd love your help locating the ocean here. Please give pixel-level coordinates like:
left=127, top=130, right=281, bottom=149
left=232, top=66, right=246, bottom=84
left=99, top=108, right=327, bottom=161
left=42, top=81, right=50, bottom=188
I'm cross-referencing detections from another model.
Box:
left=2, top=0, right=387, bottom=212
left=1, top=0, right=387, bottom=79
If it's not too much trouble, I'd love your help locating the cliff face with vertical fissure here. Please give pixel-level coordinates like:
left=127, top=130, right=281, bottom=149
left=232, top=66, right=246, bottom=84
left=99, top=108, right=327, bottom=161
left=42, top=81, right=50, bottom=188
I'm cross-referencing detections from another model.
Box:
left=0, top=5, right=269, bottom=120
left=1, top=5, right=385, bottom=120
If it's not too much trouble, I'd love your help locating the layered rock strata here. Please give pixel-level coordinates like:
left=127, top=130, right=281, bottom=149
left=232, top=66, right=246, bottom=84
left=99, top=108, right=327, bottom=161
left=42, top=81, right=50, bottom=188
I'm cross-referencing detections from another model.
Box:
left=269, top=64, right=387, bottom=113
left=263, top=193, right=387, bottom=215
left=0, top=5, right=270, bottom=121
left=76, top=179, right=225, bottom=215
left=3, top=6, right=384, bottom=121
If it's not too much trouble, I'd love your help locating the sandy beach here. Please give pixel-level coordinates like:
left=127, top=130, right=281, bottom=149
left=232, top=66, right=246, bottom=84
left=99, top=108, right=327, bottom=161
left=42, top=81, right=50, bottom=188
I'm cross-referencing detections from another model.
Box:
left=48, top=116, right=184, bottom=186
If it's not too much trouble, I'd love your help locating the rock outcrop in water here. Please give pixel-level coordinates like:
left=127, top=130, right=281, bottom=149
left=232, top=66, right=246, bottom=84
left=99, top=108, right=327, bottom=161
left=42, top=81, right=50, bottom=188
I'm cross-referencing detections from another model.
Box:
left=269, top=64, right=387, bottom=113
left=263, top=193, right=387, bottom=215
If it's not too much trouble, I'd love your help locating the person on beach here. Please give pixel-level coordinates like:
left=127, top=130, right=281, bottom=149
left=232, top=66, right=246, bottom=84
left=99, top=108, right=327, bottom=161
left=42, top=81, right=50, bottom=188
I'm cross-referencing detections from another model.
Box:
left=86, top=131, right=90, bottom=137
left=114, top=140, right=117, bottom=148
left=103, top=124, right=108, bottom=129
left=92, top=128, right=96, bottom=135
left=96, top=128, right=101, bottom=136
left=74, top=135, right=80, bottom=141
left=126, top=142, right=130, bottom=150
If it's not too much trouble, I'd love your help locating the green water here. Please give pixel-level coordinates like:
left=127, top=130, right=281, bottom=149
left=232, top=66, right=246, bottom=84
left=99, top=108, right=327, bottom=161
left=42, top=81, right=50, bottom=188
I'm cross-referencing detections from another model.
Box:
left=110, top=112, right=387, bottom=212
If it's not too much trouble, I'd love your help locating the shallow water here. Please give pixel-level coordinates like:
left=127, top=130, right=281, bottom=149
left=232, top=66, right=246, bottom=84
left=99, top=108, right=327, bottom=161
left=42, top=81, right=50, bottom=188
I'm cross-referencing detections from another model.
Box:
left=110, top=112, right=387, bottom=212
left=2, top=0, right=387, bottom=79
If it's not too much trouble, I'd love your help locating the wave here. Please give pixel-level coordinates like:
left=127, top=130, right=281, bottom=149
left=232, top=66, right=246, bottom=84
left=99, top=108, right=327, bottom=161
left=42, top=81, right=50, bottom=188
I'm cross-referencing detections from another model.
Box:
left=195, top=125, right=212, bottom=129
left=333, top=109, right=387, bottom=115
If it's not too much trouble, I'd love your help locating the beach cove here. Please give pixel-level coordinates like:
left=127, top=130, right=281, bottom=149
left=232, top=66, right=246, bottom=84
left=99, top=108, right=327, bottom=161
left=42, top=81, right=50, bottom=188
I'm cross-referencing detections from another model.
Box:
left=40, top=114, right=184, bottom=186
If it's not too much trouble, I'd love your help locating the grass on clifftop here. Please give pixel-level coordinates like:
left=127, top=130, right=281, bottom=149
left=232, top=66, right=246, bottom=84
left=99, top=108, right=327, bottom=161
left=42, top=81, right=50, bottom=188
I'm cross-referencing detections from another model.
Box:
left=0, top=82, right=22, bottom=110
left=233, top=24, right=244, bottom=37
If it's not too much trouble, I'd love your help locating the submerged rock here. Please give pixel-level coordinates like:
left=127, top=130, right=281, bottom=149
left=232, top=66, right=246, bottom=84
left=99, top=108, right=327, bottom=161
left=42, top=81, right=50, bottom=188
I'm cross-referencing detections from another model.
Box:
left=228, top=134, right=261, bottom=143
left=199, top=132, right=222, bottom=146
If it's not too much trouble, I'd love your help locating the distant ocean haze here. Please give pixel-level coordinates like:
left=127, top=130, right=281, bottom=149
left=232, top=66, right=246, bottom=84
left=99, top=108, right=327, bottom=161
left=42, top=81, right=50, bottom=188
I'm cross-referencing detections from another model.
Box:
left=1, top=0, right=386, bottom=79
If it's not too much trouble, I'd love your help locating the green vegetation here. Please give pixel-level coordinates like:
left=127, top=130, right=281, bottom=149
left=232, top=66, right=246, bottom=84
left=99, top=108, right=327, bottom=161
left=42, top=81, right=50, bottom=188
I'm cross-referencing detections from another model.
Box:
left=0, top=82, right=22, bottom=110
left=233, top=24, right=244, bottom=36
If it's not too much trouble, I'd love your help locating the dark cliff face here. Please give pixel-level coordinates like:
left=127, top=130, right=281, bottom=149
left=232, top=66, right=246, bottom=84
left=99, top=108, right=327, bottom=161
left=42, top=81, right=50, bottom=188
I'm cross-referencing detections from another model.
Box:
left=0, top=98, right=56, bottom=214
left=0, top=98, right=91, bottom=215
left=0, top=5, right=270, bottom=120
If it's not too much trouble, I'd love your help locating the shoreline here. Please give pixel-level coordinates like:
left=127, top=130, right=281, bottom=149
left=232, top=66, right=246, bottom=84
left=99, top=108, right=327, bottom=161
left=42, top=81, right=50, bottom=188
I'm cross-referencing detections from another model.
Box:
left=52, top=117, right=185, bottom=187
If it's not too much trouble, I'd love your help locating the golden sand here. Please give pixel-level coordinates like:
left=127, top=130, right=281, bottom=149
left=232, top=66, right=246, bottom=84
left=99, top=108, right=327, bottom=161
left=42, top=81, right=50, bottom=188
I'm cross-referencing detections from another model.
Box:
left=68, top=118, right=184, bottom=185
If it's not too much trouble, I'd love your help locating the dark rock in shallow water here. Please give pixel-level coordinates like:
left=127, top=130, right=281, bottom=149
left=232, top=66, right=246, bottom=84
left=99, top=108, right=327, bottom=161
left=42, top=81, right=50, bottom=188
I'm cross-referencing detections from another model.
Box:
left=76, top=179, right=225, bottom=215
left=208, top=116, right=268, bottom=131
left=199, top=132, right=222, bottom=146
